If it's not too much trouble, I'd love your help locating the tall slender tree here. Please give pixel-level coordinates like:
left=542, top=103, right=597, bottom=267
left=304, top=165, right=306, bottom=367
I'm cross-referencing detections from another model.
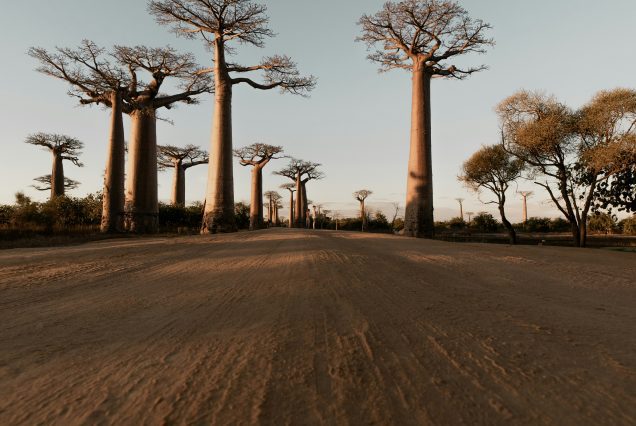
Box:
left=25, top=133, right=83, bottom=199
left=113, top=46, right=211, bottom=233
left=358, top=0, right=493, bottom=238
left=149, top=0, right=316, bottom=234
left=29, top=41, right=129, bottom=233
left=459, top=144, right=524, bottom=244
left=234, top=143, right=284, bottom=230
left=280, top=183, right=296, bottom=228
left=353, top=190, right=373, bottom=232
left=158, top=144, right=209, bottom=206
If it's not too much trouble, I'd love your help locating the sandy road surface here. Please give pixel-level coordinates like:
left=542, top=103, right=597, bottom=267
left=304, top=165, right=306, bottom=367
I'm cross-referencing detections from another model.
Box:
left=0, top=229, right=635, bottom=425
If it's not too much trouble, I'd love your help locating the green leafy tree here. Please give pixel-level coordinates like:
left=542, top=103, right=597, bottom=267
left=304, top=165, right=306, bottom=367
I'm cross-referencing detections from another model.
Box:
left=460, top=144, right=524, bottom=244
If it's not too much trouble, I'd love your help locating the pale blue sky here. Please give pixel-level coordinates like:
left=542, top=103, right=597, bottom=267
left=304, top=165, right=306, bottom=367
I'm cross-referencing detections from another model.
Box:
left=1, top=0, right=635, bottom=221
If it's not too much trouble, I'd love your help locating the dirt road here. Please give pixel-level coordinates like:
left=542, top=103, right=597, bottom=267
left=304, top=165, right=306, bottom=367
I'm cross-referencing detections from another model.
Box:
left=1, top=229, right=635, bottom=425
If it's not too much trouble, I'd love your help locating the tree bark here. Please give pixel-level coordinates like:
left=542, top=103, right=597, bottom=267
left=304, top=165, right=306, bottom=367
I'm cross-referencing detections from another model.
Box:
left=171, top=161, right=186, bottom=207
left=404, top=65, right=434, bottom=238
left=125, top=108, right=158, bottom=233
left=301, top=181, right=309, bottom=228
left=498, top=203, right=516, bottom=245
left=202, top=41, right=236, bottom=233
left=288, top=191, right=295, bottom=228
left=360, top=200, right=366, bottom=232
left=295, top=173, right=303, bottom=228
left=51, top=152, right=65, bottom=199
left=101, top=91, right=126, bottom=233
left=249, top=167, right=263, bottom=230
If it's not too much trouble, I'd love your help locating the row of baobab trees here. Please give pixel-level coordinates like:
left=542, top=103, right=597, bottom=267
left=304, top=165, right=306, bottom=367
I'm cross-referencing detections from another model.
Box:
left=26, top=0, right=499, bottom=238
left=24, top=127, right=326, bottom=232
left=24, top=0, right=635, bottom=245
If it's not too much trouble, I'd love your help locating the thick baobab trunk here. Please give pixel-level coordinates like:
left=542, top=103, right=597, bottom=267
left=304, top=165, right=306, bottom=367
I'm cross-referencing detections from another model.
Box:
left=288, top=192, right=295, bottom=228
left=360, top=200, right=366, bottom=232
left=202, top=44, right=236, bottom=234
left=125, top=108, right=158, bottom=233
left=51, top=153, right=65, bottom=198
left=249, top=167, right=263, bottom=230
left=295, top=174, right=303, bottom=228
left=171, top=162, right=186, bottom=207
left=101, top=91, right=126, bottom=233
left=267, top=197, right=273, bottom=225
left=273, top=204, right=279, bottom=226
left=404, top=66, right=434, bottom=238
left=301, top=182, right=309, bottom=228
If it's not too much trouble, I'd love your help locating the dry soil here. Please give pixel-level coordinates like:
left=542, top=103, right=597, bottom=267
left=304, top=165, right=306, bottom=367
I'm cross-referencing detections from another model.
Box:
left=0, top=229, right=635, bottom=425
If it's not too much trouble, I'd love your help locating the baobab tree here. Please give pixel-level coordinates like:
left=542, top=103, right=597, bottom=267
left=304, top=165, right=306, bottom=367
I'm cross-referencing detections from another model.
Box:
left=465, top=211, right=474, bottom=225
left=455, top=198, right=465, bottom=221
left=518, top=191, right=534, bottom=225
left=264, top=191, right=282, bottom=226
left=301, top=168, right=325, bottom=228
left=234, top=144, right=284, bottom=230
left=275, top=159, right=324, bottom=228
left=158, top=144, right=209, bottom=206
left=280, top=183, right=296, bottom=228
left=25, top=133, right=83, bottom=199
left=114, top=45, right=211, bottom=233
left=353, top=190, right=373, bottom=232
left=459, top=144, right=524, bottom=244
left=358, top=0, right=493, bottom=238
left=149, top=0, right=316, bottom=234
left=29, top=41, right=129, bottom=232
left=273, top=193, right=283, bottom=225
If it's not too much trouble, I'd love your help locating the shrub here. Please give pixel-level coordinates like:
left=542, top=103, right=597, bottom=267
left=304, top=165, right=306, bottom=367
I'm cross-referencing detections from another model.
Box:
left=448, top=217, right=466, bottom=230
left=588, top=213, right=617, bottom=234
left=392, top=217, right=405, bottom=232
left=234, top=202, right=250, bottom=230
left=524, top=217, right=551, bottom=233
left=549, top=217, right=570, bottom=232
left=471, top=212, right=499, bottom=232
left=368, top=211, right=392, bottom=232
left=621, top=215, right=636, bottom=235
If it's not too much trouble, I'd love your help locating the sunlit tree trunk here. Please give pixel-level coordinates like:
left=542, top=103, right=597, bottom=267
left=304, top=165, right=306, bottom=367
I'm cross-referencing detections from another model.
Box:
left=301, top=181, right=309, bottom=228
left=51, top=152, right=65, bottom=198
left=360, top=199, right=367, bottom=232
left=288, top=191, right=294, bottom=228
left=295, top=173, right=303, bottom=228
left=249, top=167, right=264, bottom=230
left=202, top=41, right=236, bottom=233
left=101, top=91, right=126, bottom=233
left=171, top=161, right=186, bottom=207
left=126, top=108, right=158, bottom=233
left=404, top=64, right=434, bottom=238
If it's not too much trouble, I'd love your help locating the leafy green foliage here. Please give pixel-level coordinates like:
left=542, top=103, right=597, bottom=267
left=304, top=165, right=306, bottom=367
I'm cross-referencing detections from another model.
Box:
left=234, top=202, right=251, bottom=230
left=471, top=212, right=499, bottom=232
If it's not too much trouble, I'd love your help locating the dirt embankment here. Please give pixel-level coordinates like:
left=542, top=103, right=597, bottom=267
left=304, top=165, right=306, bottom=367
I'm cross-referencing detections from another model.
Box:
left=1, top=229, right=635, bottom=425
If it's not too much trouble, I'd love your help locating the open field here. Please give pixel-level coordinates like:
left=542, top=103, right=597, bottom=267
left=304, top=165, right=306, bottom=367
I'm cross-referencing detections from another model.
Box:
left=1, top=229, right=635, bottom=425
